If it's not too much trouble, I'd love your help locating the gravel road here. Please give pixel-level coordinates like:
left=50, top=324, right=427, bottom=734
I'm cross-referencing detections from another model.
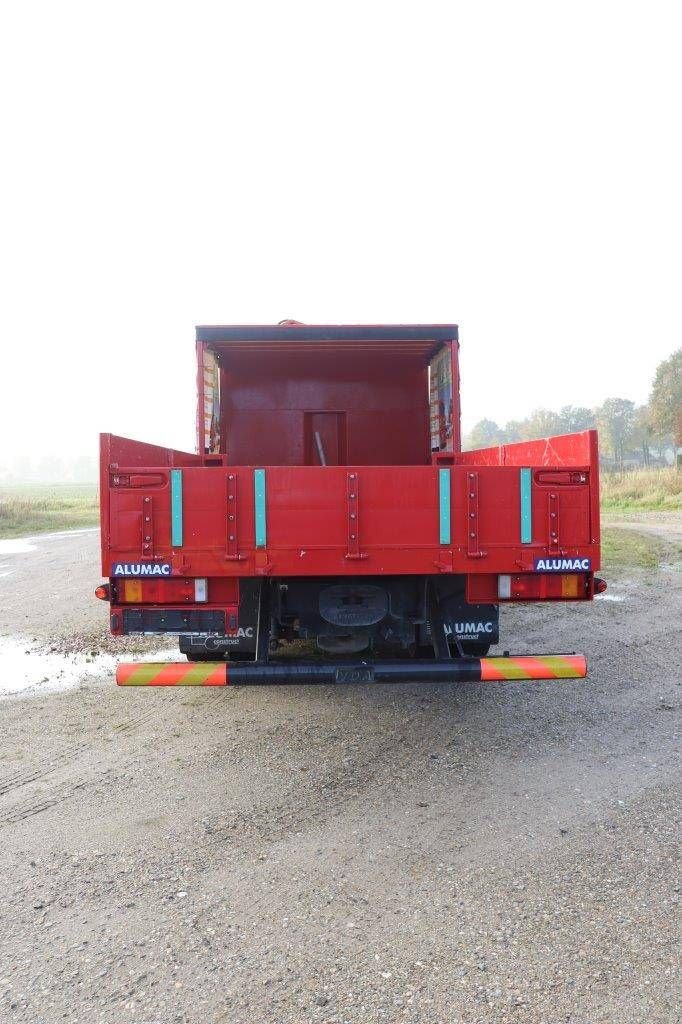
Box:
left=0, top=522, right=679, bottom=1024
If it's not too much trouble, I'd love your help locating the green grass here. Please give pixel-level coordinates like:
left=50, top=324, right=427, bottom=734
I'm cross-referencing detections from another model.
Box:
left=600, top=467, right=681, bottom=511
left=601, top=526, right=674, bottom=572
left=0, top=484, right=99, bottom=538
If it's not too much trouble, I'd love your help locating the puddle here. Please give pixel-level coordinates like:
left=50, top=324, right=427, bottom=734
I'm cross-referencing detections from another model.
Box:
left=0, top=539, right=37, bottom=556
left=0, top=637, right=182, bottom=698
left=0, top=528, right=98, bottom=560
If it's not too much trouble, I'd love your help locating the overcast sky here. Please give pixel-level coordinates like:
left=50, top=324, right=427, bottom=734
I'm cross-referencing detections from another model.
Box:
left=1, top=0, right=680, bottom=463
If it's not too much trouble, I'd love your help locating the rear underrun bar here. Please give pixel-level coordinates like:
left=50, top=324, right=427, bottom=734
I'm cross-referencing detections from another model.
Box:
left=116, top=655, right=587, bottom=687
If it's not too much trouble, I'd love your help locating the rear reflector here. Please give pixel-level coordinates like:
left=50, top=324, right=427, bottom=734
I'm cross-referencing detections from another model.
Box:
left=118, top=662, right=227, bottom=686
left=498, top=574, right=512, bottom=599
left=194, top=578, right=208, bottom=602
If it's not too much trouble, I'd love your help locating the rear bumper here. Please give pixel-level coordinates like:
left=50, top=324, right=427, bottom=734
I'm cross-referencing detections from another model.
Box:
left=116, top=654, right=587, bottom=686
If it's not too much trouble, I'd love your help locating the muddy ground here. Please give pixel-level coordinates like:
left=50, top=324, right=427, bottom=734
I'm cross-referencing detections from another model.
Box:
left=0, top=518, right=679, bottom=1023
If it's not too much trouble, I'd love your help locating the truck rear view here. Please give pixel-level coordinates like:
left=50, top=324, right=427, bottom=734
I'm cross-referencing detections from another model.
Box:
left=98, top=323, right=603, bottom=686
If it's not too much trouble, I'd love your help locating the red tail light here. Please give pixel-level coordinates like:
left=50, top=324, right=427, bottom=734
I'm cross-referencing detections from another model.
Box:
left=469, top=573, right=592, bottom=602
left=594, top=577, right=608, bottom=594
left=113, top=578, right=208, bottom=604
left=94, top=584, right=110, bottom=601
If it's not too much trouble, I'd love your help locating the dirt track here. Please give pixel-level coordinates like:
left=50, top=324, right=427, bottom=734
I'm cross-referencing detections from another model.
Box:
left=0, top=521, right=680, bottom=1023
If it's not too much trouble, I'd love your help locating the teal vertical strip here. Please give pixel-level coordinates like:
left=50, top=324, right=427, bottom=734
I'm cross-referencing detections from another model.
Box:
left=170, top=469, right=183, bottom=547
left=438, top=468, right=451, bottom=545
left=254, top=469, right=267, bottom=548
left=520, top=467, right=532, bottom=544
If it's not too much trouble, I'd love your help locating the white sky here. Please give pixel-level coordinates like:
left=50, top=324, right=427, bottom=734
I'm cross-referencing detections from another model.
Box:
left=1, top=0, right=680, bottom=462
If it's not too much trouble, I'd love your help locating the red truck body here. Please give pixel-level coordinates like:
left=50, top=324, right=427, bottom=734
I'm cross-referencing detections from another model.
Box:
left=99, top=324, right=601, bottom=686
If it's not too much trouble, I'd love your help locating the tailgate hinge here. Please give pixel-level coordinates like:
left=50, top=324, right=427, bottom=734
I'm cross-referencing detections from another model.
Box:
left=141, top=495, right=155, bottom=559
left=345, top=472, right=368, bottom=560
left=225, top=473, right=245, bottom=561
left=466, top=471, right=487, bottom=559
left=548, top=491, right=560, bottom=553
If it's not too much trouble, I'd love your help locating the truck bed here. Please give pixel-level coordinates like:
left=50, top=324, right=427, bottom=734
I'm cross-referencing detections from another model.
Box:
left=101, top=429, right=599, bottom=579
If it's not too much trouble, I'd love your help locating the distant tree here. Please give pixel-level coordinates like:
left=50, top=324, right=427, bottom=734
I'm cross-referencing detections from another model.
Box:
left=520, top=409, right=563, bottom=441
left=465, top=419, right=501, bottom=449
left=500, top=420, right=524, bottom=443
left=648, top=348, right=681, bottom=462
left=596, top=398, right=636, bottom=469
left=557, top=405, right=595, bottom=434
left=630, top=406, right=653, bottom=467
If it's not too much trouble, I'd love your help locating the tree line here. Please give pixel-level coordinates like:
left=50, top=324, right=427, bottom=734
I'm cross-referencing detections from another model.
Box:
left=463, top=348, right=681, bottom=469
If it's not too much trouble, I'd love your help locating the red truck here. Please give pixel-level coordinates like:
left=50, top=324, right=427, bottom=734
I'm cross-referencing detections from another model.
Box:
left=97, top=322, right=604, bottom=687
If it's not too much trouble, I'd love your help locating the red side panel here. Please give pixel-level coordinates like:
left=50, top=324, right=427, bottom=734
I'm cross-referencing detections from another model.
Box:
left=458, top=430, right=595, bottom=467
left=101, top=431, right=600, bottom=579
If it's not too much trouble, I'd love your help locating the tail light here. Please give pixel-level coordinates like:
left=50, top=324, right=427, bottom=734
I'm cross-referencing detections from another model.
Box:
left=115, top=578, right=208, bottom=604
left=561, top=574, right=580, bottom=598
left=594, top=577, right=608, bottom=594
left=496, top=573, right=590, bottom=601
left=94, top=584, right=110, bottom=601
left=122, top=579, right=143, bottom=603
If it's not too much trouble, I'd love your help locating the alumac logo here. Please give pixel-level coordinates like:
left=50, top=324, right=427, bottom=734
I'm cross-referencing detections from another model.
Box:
left=534, top=557, right=591, bottom=572
left=112, top=562, right=172, bottom=577
left=446, top=622, right=495, bottom=635
left=443, top=621, right=497, bottom=641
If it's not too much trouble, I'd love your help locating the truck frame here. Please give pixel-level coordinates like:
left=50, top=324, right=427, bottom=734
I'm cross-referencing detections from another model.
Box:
left=98, top=323, right=603, bottom=687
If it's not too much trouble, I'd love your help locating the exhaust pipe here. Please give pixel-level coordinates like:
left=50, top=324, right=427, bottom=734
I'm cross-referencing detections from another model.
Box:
left=116, top=655, right=587, bottom=687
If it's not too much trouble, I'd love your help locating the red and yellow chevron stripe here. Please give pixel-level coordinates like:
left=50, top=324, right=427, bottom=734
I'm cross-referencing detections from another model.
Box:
left=480, top=655, right=586, bottom=680
left=116, top=662, right=227, bottom=686
left=115, top=654, right=587, bottom=686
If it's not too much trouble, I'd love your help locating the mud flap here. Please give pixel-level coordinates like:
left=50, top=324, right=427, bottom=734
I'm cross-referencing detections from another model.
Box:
left=178, top=580, right=260, bottom=659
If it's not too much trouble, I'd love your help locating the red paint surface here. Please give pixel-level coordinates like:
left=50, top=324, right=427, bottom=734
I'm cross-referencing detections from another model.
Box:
left=218, top=350, right=430, bottom=466
left=102, top=452, right=599, bottom=578
left=100, top=326, right=600, bottom=611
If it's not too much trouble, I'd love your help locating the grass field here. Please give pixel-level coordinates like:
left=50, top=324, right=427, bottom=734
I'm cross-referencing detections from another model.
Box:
left=0, top=484, right=99, bottom=539
left=600, top=526, right=677, bottom=572
left=600, top=466, right=681, bottom=511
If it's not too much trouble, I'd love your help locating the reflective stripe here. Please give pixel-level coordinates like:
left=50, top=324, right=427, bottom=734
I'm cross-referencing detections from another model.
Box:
left=115, top=655, right=586, bottom=686
left=254, top=469, right=267, bottom=548
left=520, top=467, right=532, bottom=544
left=117, top=662, right=228, bottom=686
left=438, top=468, right=451, bottom=545
left=480, top=655, right=586, bottom=681
left=170, top=469, right=183, bottom=547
